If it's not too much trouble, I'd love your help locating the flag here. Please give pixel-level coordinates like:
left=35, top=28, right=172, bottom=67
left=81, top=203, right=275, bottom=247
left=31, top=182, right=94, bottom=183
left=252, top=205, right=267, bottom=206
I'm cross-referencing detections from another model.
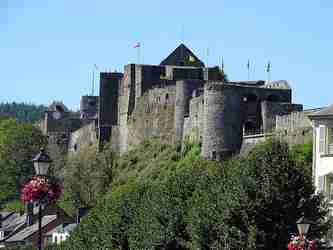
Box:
left=188, top=55, right=196, bottom=63
left=266, top=61, right=271, bottom=73
left=247, top=59, right=250, bottom=70
left=94, top=64, right=98, bottom=70
left=221, top=57, right=224, bottom=69
left=133, top=42, right=140, bottom=48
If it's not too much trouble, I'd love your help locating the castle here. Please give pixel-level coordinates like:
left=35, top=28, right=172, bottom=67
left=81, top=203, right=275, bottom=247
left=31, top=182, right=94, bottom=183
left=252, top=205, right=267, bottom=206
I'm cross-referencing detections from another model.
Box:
left=41, top=44, right=304, bottom=160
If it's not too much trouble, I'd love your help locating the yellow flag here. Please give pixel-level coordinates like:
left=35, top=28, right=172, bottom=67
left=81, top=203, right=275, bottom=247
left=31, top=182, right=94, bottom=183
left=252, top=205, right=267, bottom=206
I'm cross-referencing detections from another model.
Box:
left=188, top=55, right=196, bottom=63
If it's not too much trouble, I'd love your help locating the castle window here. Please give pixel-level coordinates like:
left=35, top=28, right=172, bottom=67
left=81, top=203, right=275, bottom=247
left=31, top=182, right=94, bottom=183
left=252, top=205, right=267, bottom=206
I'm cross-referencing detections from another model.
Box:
left=266, top=94, right=280, bottom=102
left=243, top=94, right=257, bottom=103
left=74, top=144, right=78, bottom=152
left=88, top=100, right=96, bottom=107
left=244, top=121, right=256, bottom=135
left=165, top=93, right=169, bottom=103
left=211, top=151, right=217, bottom=160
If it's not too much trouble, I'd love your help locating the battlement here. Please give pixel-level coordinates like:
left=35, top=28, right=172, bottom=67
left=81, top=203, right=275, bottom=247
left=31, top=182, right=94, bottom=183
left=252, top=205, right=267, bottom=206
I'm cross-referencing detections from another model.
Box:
left=75, top=44, right=303, bottom=159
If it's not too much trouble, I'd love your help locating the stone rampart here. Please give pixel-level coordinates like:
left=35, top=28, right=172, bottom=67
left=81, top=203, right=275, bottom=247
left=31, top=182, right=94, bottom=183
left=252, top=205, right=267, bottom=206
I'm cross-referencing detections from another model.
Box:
left=201, top=83, right=243, bottom=160
left=68, top=121, right=98, bottom=153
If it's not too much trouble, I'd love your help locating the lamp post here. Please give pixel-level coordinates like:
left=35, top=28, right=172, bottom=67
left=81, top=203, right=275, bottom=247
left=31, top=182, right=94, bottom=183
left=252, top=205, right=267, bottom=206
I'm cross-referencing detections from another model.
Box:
left=32, top=148, right=52, bottom=250
left=296, top=215, right=314, bottom=250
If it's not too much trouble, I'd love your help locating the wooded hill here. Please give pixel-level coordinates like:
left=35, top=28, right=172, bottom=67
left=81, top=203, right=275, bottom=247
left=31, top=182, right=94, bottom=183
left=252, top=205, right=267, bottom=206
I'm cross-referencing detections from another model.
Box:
left=0, top=102, right=47, bottom=123
left=0, top=116, right=330, bottom=249
left=6, top=138, right=331, bottom=250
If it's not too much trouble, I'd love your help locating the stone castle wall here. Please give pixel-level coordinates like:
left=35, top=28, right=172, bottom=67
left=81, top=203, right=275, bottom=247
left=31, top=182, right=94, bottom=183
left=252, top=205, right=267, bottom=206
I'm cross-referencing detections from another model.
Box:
left=125, top=85, right=176, bottom=151
left=68, top=121, right=98, bottom=153
left=276, top=110, right=312, bottom=132
left=41, top=45, right=306, bottom=161
left=183, top=94, right=204, bottom=143
left=201, top=83, right=244, bottom=160
left=174, top=80, right=204, bottom=146
left=93, top=60, right=303, bottom=159
left=275, top=110, right=313, bottom=145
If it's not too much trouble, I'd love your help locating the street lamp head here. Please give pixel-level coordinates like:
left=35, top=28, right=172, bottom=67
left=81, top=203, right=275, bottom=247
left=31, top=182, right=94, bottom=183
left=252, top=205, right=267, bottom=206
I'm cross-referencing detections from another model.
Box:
left=32, top=148, right=52, bottom=176
left=296, top=215, right=314, bottom=236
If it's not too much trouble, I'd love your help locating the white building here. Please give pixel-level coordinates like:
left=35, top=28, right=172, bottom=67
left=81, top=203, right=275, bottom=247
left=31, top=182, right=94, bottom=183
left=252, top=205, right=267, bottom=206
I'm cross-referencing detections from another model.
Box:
left=47, top=223, right=77, bottom=245
left=310, top=105, right=333, bottom=201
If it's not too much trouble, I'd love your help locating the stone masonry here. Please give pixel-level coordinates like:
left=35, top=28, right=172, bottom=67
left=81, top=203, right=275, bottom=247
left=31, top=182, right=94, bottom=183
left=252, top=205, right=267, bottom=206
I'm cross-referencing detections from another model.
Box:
left=96, top=44, right=303, bottom=159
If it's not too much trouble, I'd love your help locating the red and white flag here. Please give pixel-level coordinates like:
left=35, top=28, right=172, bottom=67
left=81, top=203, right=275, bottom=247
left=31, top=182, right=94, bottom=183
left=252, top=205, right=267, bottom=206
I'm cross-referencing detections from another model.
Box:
left=133, top=42, right=140, bottom=48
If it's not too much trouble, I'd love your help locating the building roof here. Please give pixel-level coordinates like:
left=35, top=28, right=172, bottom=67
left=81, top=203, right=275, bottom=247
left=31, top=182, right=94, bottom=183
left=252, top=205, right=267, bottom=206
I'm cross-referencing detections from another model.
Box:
left=0, top=212, right=13, bottom=219
left=308, top=104, right=333, bottom=119
left=5, top=215, right=57, bottom=243
left=0, top=212, right=20, bottom=232
left=160, top=44, right=205, bottom=67
left=0, top=213, right=26, bottom=233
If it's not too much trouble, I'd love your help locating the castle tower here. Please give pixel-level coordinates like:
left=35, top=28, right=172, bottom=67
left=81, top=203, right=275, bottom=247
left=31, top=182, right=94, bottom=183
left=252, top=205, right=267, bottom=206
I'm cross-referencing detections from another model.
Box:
left=99, top=72, right=123, bottom=144
left=80, top=95, right=98, bottom=120
left=201, top=83, right=244, bottom=160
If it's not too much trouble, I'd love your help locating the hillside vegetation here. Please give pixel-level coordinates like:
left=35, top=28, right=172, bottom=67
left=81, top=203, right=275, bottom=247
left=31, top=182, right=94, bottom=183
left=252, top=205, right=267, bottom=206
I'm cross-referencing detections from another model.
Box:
left=4, top=139, right=330, bottom=250
left=0, top=102, right=47, bottom=123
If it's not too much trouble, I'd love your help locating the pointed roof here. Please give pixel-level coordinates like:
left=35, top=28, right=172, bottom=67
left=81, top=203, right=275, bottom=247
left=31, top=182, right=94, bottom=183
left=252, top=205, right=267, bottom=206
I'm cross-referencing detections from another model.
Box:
left=160, top=44, right=205, bottom=67
left=308, top=104, right=333, bottom=119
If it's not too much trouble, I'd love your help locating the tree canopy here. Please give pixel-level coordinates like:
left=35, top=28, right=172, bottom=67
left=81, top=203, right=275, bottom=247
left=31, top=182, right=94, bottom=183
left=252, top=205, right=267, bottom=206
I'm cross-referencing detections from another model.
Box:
left=0, top=102, right=47, bottom=123
left=27, top=139, right=329, bottom=250
left=0, top=118, right=47, bottom=206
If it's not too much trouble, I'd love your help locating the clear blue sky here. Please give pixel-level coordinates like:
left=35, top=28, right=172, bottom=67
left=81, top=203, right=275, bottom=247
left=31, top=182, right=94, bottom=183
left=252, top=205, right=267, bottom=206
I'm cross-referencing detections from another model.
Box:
left=1, top=0, right=332, bottom=110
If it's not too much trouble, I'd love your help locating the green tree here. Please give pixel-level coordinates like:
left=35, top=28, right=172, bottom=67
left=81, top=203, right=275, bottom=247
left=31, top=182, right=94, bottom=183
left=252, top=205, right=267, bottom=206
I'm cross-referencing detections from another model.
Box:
left=241, top=140, right=330, bottom=249
left=34, top=140, right=330, bottom=250
left=0, top=118, right=47, bottom=204
left=0, top=102, right=47, bottom=123
left=60, top=143, right=117, bottom=214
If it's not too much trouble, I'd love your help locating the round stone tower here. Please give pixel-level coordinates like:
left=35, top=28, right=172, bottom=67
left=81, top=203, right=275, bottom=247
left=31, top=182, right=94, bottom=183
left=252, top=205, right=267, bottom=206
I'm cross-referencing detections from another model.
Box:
left=80, top=95, right=99, bottom=120
left=201, top=83, right=243, bottom=160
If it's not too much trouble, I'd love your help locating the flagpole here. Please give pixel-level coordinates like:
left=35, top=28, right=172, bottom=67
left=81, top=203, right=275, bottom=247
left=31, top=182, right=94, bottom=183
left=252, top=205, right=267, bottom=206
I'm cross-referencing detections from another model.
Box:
left=221, top=57, right=224, bottom=72
left=92, top=68, right=95, bottom=96
left=206, top=48, right=209, bottom=67
left=137, top=46, right=141, bottom=64
left=266, top=61, right=271, bottom=84
left=181, top=24, right=185, bottom=44
left=248, top=66, right=250, bottom=81
left=247, top=59, right=250, bottom=80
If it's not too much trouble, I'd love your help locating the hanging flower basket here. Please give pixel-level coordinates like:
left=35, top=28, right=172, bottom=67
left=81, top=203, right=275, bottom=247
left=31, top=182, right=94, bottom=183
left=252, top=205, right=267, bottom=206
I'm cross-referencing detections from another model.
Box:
left=288, top=235, right=318, bottom=250
left=21, top=176, right=62, bottom=204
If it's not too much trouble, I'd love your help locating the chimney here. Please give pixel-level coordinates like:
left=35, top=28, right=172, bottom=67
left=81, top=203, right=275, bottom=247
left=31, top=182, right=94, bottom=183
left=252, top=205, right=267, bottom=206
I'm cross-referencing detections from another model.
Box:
left=26, top=203, right=34, bottom=226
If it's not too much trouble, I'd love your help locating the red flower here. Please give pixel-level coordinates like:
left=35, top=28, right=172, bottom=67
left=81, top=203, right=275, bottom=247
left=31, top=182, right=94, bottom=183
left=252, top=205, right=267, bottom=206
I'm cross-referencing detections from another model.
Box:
left=288, top=235, right=318, bottom=250
left=21, top=176, right=62, bottom=204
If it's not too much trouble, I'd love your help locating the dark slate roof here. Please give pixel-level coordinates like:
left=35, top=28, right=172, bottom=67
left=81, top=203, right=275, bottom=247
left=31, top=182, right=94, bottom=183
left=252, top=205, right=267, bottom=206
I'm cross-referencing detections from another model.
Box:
left=160, top=44, right=205, bottom=67
left=0, top=213, right=26, bottom=233
left=308, top=104, right=333, bottom=118
left=0, top=213, right=19, bottom=230
left=5, top=215, right=57, bottom=242
left=0, top=212, right=13, bottom=218
left=0, top=206, right=42, bottom=233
